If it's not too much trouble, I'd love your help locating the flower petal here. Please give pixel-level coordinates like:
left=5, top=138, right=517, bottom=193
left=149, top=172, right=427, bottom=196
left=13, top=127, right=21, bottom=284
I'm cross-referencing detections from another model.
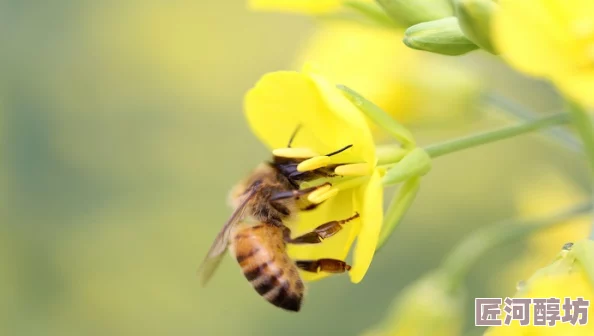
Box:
left=248, top=0, right=342, bottom=14
left=350, top=169, right=383, bottom=283
left=558, top=70, right=594, bottom=108
left=244, top=71, right=375, bottom=163
left=308, top=71, right=377, bottom=164
left=293, top=22, right=415, bottom=123
left=494, top=0, right=582, bottom=77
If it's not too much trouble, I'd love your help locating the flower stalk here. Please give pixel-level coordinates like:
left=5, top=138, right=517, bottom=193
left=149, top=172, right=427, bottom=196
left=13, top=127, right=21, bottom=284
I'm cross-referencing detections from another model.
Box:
left=423, top=112, right=570, bottom=158
left=566, top=102, right=594, bottom=240
left=568, top=102, right=594, bottom=171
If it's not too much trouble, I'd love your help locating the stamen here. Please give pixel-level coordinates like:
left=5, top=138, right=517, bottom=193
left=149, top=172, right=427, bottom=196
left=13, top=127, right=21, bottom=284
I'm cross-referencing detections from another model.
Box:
left=334, top=163, right=372, bottom=176
left=306, top=184, right=332, bottom=204
left=297, top=156, right=332, bottom=172
left=308, top=187, right=339, bottom=204
left=273, top=147, right=320, bottom=159
left=332, top=176, right=370, bottom=192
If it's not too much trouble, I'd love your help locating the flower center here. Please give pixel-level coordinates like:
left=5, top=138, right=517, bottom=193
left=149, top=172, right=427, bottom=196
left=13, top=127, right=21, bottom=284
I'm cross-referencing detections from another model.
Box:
left=273, top=146, right=373, bottom=204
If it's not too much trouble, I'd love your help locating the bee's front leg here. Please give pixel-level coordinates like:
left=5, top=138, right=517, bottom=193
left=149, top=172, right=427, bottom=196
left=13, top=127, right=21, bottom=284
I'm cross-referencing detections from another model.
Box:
left=269, top=182, right=331, bottom=201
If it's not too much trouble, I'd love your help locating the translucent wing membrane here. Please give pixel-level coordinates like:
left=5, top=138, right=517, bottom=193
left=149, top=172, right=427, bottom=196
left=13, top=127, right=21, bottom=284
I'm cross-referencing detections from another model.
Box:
left=197, top=189, right=256, bottom=286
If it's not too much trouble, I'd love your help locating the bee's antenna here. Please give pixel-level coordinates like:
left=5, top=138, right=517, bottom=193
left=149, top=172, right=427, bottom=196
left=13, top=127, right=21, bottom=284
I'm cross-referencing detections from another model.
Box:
left=287, top=124, right=302, bottom=148
left=325, top=144, right=353, bottom=157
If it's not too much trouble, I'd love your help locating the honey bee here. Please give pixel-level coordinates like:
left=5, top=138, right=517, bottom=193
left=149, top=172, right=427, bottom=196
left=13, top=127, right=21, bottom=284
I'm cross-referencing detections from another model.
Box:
left=198, top=126, right=360, bottom=312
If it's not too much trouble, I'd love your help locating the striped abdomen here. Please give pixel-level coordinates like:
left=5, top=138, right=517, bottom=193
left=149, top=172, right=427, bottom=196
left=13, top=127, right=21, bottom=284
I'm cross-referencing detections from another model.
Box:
left=230, top=223, right=304, bottom=312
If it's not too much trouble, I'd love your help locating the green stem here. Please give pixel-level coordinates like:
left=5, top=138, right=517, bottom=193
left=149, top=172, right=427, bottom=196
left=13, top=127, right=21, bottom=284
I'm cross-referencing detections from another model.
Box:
left=566, top=102, right=594, bottom=240
left=424, top=112, right=570, bottom=158
left=440, top=202, right=593, bottom=293
left=484, top=93, right=581, bottom=153
left=568, top=102, right=594, bottom=171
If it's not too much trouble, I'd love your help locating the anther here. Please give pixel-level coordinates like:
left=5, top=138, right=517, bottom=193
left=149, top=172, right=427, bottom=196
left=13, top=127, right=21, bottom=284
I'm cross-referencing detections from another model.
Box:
left=273, top=147, right=320, bottom=159
left=297, top=156, right=332, bottom=172
left=308, top=187, right=339, bottom=204
left=306, top=184, right=332, bottom=204
left=334, top=163, right=371, bottom=176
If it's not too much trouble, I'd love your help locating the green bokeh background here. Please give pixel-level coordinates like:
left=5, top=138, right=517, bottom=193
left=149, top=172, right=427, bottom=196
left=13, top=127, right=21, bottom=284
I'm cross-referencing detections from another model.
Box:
left=0, top=1, right=588, bottom=335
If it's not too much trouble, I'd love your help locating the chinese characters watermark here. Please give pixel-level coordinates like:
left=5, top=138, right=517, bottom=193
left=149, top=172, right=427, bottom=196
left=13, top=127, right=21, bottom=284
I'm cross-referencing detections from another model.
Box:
left=475, top=297, right=590, bottom=327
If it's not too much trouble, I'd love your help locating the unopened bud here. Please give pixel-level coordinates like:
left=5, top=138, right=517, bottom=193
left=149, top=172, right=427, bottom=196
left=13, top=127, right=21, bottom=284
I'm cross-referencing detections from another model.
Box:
left=377, top=0, right=454, bottom=26
left=486, top=240, right=594, bottom=334
left=454, top=0, right=498, bottom=54
left=404, top=17, right=479, bottom=56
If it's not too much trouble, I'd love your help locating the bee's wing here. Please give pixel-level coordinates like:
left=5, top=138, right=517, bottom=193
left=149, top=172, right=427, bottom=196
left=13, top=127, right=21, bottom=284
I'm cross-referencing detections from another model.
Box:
left=197, top=188, right=255, bottom=286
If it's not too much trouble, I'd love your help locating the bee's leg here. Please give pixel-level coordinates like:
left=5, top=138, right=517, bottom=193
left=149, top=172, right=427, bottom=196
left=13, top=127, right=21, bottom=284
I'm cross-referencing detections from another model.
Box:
left=283, top=213, right=359, bottom=244
left=269, top=182, right=331, bottom=201
left=295, top=259, right=351, bottom=273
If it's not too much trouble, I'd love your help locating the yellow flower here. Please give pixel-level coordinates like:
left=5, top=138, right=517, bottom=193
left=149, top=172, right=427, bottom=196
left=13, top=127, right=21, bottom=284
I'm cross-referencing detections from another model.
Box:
left=496, top=172, right=590, bottom=292
left=293, top=21, right=480, bottom=126
left=486, top=240, right=594, bottom=335
left=248, top=0, right=374, bottom=14
left=362, top=272, right=464, bottom=336
left=494, top=0, right=594, bottom=107
left=244, top=69, right=383, bottom=283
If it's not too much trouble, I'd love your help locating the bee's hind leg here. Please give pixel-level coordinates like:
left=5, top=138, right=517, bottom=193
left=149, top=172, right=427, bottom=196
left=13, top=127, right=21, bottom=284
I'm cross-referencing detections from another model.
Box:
left=295, top=259, right=351, bottom=273
left=282, top=213, right=359, bottom=244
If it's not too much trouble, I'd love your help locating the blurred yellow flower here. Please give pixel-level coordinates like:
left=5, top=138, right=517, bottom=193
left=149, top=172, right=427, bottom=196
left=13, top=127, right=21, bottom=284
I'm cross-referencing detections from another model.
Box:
left=248, top=0, right=373, bottom=14
left=486, top=240, right=594, bottom=335
left=293, top=21, right=480, bottom=127
left=249, top=0, right=341, bottom=14
left=496, top=172, right=590, bottom=291
left=362, top=272, right=464, bottom=336
left=494, top=0, right=594, bottom=107
left=244, top=70, right=383, bottom=283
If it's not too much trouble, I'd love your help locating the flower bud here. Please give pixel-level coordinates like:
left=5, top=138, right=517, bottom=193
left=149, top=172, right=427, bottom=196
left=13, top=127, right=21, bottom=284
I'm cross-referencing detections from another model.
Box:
left=382, top=148, right=431, bottom=186
left=454, top=0, right=498, bottom=54
left=376, top=0, right=454, bottom=26
left=486, top=240, right=594, bottom=335
left=516, top=240, right=594, bottom=299
left=403, top=17, right=479, bottom=56
left=363, top=272, right=464, bottom=336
